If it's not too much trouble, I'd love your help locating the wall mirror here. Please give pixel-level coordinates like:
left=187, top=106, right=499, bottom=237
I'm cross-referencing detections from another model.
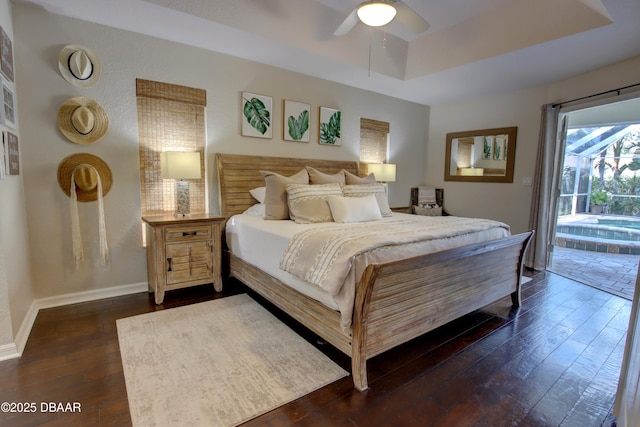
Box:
left=444, top=126, right=517, bottom=183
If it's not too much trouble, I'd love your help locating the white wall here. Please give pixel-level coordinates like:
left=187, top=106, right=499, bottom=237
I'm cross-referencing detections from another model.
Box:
left=426, top=89, right=544, bottom=233
left=426, top=55, right=640, bottom=234
left=11, top=2, right=428, bottom=300
left=0, top=0, right=34, bottom=353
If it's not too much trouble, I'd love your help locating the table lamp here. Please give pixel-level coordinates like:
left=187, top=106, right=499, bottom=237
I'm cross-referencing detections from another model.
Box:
left=368, top=163, right=396, bottom=183
left=160, top=151, right=201, bottom=216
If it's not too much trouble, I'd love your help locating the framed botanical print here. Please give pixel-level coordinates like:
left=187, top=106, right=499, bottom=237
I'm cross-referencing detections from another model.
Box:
left=0, top=25, right=14, bottom=82
left=319, top=107, right=341, bottom=146
left=283, top=100, right=310, bottom=142
left=3, top=131, right=19, bottom=175
left=0, top=76, right=16, bottom=129
left=241, top=92, right=272, bottom=139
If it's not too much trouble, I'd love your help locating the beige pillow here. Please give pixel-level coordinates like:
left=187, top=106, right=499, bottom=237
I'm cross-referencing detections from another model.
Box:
left=260, top=169, right=309, bottom=220
left=327, top=195, right=382, bottom=223
left=344, top=169, right=376, bottom=184
left=342, top=183, right=392, bottom=216
left=307, top=166, right=346, bottom=185
left=286, top=183, right=342, bottom=223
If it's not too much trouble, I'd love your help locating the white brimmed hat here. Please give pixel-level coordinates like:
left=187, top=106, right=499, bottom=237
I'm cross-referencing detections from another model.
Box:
left=58, top=44, right=102, bottom=88
left=57, top=96, right=109, bottom=144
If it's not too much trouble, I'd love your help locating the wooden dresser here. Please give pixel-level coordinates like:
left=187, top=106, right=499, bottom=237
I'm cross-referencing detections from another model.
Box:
left=142, top=213, right=224, bottom=304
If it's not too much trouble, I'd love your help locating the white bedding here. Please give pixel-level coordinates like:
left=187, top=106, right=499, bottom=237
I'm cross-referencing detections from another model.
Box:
left=225, top=212, right=510, bottom=329
left=225, top=213, right=341, bottom=311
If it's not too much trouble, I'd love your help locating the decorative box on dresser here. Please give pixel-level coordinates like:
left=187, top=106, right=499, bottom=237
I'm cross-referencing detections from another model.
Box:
left=142, top=213, right=225, bottom=304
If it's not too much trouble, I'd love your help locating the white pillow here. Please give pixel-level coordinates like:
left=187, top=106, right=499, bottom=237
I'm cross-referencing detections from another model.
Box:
left=327, top=195, right=382, bottom=223
left=249, top=187, right=266, bottom=204
left=243, top=203, right=265, bottom=217
left=341, top=184, right=392, bottom=216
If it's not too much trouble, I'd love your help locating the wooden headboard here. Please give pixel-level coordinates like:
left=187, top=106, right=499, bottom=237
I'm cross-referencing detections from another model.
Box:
left=215, top=153, right=359, bottom=219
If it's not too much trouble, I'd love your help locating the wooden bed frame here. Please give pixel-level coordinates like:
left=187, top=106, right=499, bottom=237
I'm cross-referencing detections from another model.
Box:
left=215, top=153, right=533, bottom=391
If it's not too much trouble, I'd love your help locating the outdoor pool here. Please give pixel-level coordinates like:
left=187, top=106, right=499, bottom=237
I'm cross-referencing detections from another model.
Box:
left=555, top=215, right=640, bottom=255
left=597, top=218, right=640, bottom=230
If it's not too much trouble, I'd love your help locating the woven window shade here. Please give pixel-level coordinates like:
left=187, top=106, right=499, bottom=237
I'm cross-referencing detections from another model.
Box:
left=136, top=79, right=207, bottom=216
left=360, top=118, right=389, bottom=175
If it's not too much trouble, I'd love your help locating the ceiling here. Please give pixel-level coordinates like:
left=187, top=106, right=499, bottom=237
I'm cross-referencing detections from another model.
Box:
left=16, top=0, right=640, bottom=106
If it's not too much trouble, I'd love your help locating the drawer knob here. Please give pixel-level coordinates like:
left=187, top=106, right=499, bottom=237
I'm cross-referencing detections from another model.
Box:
left=182, top=231, right=197, bottom=237
left=166, top=257, right=172, bottom=272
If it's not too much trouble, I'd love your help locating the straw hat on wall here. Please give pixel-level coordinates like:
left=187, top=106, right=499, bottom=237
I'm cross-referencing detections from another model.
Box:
left=57, top=153, right=112, bottom=202
left=58, top=44, right=102, bottom=88
left=58, top=96, right=109, bottom=145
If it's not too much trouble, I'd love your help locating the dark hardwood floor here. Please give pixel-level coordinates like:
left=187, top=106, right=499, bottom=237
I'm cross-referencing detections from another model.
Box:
left=0, top=271, right=629, bottom=426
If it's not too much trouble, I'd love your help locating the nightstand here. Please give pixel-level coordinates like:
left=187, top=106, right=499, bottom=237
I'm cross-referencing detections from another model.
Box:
left=142, top=213, right=225, bottom=304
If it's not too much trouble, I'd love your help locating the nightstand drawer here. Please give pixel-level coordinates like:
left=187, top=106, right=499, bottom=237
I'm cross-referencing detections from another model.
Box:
left=164, top=225, right=212, bottom=242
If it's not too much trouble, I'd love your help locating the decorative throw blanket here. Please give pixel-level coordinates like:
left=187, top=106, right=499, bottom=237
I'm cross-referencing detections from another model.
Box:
left=280, top=216, right=510, bottom=297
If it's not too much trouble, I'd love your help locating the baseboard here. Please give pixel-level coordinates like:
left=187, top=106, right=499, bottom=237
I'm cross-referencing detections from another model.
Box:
left=13, top=300, right=39, bottom=356
left=0, top=342, right=19, bottom=361
left=35, top=281, right=148, bottom=310
left=3, top=281, right=149, bottom=361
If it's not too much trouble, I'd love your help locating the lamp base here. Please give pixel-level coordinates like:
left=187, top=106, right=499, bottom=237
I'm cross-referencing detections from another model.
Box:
left=175, top=180, right=190, bottom=216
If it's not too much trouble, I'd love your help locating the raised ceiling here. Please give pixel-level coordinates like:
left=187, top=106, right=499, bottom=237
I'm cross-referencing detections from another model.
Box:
left=17, top=0, right=640, bottom=105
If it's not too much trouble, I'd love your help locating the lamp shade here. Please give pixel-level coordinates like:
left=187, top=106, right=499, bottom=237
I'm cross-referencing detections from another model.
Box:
left=357, top=2, right=397, bottom=27
left=160, top=152, right=201, bottom=180
left=369, top=163, right=396, bottom=182
left=460, top=167, right=484, bottom=176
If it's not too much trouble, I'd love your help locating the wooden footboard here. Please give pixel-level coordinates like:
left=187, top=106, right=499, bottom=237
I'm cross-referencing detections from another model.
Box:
left=351, top=231, right=533, bottom=390
left=229, top=231, right=533, bottom=391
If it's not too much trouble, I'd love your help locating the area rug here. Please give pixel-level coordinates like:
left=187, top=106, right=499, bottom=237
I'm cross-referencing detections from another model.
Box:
left=117, top=294, right=348, bottom=427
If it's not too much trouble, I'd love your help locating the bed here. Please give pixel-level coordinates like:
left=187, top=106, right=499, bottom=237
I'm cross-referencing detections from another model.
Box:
left=216, top=153, right=533, bottom=391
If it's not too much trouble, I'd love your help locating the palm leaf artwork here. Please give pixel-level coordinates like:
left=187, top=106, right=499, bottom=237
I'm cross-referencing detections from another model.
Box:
left=243, top=96, right=271, bottom=135
left=287, top=110, right=309, bottom=141
left=320, top=110, right=341, bottom=145
left=483, top=137, right=492, bottom=159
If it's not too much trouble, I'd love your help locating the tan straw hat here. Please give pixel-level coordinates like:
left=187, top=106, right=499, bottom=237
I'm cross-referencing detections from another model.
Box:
left=58, top=44, right=102, bottom=88
left=57, top=153, right=113, bottom=202
left=58, top=96, right=109, bottom=144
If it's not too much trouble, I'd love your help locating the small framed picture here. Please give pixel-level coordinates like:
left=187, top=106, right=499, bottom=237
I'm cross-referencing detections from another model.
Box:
left=3, top=131, right=19, bottom=175
left=283, top=100, right=310, bottom=142
left=0, top=76, right=16, bottom=129
left=0, top=25, right=14, bottom=82
left=319, top=107, right=341, bottom=146
left=241, top=92, right=272, bottom=139
left=0, top=134, right=5, bottom=179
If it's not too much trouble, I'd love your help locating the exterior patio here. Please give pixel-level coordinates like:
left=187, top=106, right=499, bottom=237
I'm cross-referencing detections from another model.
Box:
left=549, top=244, right=638, bottom=300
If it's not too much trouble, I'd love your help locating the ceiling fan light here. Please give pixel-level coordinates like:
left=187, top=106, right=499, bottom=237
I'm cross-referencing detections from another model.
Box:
left=357, top=2, right=397, bottom=27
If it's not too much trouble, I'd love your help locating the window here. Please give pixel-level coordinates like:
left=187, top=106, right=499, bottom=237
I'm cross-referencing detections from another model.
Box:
left=136, top=79, right=206, bottom=216
left=360, top=118, right=389, bottom=174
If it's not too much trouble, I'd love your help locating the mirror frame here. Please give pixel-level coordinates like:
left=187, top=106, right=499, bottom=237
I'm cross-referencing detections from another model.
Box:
left=444, top=126, right=517, bottom=183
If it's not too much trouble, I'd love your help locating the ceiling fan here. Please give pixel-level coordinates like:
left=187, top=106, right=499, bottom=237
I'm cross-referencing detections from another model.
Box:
left=334, top=1, right=430, bottom=36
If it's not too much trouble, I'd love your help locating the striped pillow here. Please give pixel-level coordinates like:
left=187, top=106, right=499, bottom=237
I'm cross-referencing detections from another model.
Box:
left=342, top=184, right=392, bottom=216
left=286, top=183, right=343, bottom=224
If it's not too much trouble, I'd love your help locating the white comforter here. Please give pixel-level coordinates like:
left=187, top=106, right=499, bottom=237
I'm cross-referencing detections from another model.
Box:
left=226, top=213, right=510, bottom=329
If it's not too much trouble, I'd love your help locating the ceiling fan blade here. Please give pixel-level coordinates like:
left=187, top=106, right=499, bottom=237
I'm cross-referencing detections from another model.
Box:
left=334, top=9, right=360, bottom=36
left=395, top=2, right=430, bottom=34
